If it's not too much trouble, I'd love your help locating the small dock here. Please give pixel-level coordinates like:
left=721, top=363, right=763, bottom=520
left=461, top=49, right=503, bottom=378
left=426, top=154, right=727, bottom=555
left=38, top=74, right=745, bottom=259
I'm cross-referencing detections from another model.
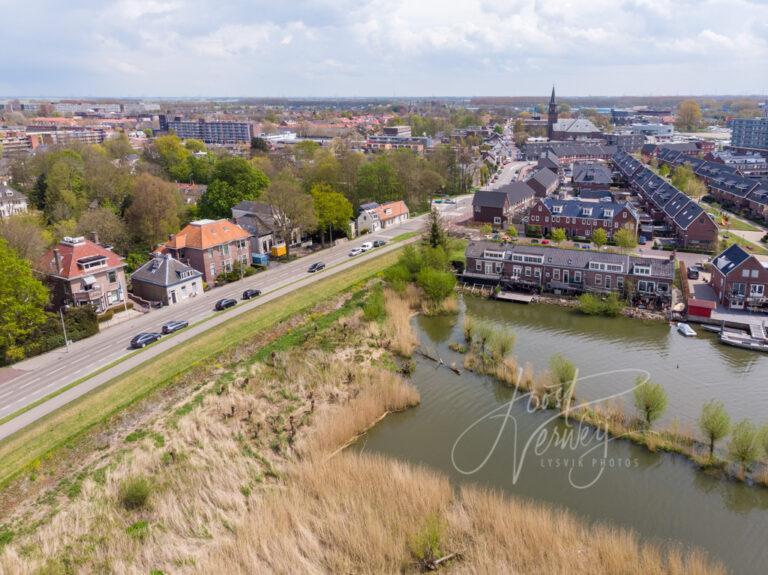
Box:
left=748, top=323, right=767, bottom=341
left=495, top=291, right=535, bottom=304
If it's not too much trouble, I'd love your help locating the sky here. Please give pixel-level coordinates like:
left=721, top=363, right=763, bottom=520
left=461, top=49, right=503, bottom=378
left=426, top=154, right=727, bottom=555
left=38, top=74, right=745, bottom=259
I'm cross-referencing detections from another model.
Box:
left=1, top=0, right=767, bottom=98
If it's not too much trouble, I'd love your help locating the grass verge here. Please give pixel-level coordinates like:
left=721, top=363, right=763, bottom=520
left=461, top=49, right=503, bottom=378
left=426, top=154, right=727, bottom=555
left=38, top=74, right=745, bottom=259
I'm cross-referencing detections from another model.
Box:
left=0, top=249, right=403, bottom=489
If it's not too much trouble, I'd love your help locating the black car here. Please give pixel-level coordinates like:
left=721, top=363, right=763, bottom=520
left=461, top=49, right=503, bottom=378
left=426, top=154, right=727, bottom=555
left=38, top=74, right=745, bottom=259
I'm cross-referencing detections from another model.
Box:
left=308, top=262, right=326, bottom=273
left=372, top=240, right=387, bottom=248
left=687, top=269, right=700, bottom=280
left=215, top=298, right=237, bottom=310
left=130, top=332, right=162, bottom=349
left=242, top=289, right=262, bottom=300
left=161, top=320, right=189, bottom=334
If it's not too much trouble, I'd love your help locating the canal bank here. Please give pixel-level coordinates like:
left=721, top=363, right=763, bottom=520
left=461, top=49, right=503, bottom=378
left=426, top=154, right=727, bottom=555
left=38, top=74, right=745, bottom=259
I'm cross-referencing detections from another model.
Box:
left=354, top=295, right=768, bottom=574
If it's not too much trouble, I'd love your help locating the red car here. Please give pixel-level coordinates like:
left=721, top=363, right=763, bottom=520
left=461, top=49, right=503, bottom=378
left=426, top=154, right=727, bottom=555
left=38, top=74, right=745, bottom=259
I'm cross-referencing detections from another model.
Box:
left=541, top=239, right=550, bottom=245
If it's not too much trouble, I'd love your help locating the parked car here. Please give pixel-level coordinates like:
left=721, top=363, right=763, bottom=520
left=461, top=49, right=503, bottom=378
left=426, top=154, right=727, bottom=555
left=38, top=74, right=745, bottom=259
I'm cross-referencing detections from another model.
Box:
left=215, top=298, right=237, bottom=310
left=638, top=235, right=647, bottom=245
left=530, top=239, right=539, bottom=244
left=360, top=242, right=373, bottom=252
left=372, top=239, right=387, bottom=248
left=161, top=320, right=189, bottom=334
left=348, top=247, right=363, bottom=256
left=687, top=269, right=700, bottom=280
left=242, top=289, right=262, bottom=300
left=541, top=239, right=550, bottom=245
left=308, top=262, right=326, bottom=273
left=130, top=332, right=162, bottom=349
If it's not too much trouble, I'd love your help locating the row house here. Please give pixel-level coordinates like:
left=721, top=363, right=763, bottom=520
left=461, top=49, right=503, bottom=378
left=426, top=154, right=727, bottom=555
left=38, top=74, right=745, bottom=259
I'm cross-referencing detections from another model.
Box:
left=40, top=235, right=127, bottom=313
left=525, top=167, right=559, bottom=197
left=572, top=162, right=613, bottom=193
left=522, top=142, right=617, bottom=163
left=463, top=241, right=674, bottom=307
left=655, top=148, right=768, bottom=224
left=526, top=197, right=638, bottom=239
left=613, top=151, right=719, bottom=250
left=710, top=244, right=768, bottom=312
left=472, top=183, right=535, bottom=226
left=163, top=219, right=252, bottom=285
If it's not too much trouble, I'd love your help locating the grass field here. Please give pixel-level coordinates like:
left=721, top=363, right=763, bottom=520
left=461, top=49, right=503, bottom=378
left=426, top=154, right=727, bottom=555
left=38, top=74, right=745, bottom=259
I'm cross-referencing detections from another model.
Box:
left=720, top=232, right=768, bottom=255
left=701, top=203, right=761, bottom=232
left=0, top=249, right=403, bottom=489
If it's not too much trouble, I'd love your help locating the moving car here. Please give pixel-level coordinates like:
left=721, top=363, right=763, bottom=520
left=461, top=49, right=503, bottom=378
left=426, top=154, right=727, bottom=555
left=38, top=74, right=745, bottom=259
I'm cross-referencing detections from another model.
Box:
left=242, top=289, right=262, bottom=300
left=360, top=242, right=373, bottom=252
left=308, top=262, right=326, bottom=273
left=215, top=298, right=237, bottom=310
left=348, top=247, right=363, bottom=257
left=372, top=240, right=387, bottom=248
left=130, top=332, right=162, bottom=349
left=161, top=320, right=189, bottom=334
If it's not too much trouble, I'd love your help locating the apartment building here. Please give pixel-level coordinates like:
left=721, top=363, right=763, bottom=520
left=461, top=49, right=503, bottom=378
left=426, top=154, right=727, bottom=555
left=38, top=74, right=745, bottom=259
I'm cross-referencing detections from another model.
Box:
left=165, top=118, right=253, bottom=145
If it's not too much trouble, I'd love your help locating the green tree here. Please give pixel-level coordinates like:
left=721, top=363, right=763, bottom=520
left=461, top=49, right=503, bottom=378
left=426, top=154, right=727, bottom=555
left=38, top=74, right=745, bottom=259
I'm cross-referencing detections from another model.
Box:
left=416, top=267, right=456, bottom=305
left=124, top=174, right=182, bottom=249
left=426, top=208, right=448, bottom=249
left=42, top=150, right=87, bottom=222
left=633, top=378, right=668, bottom=428
left=671, top=164, right=693, bottom=191
left=76, top=207, right=130, bottom=254
left=250, top=137, right=269, bottom=152
left=698, top=400, right=731, bottom=460
left=183, top=139, right=207, bottom=153
left=356, top=156, right=401, bottom=204
left=311, top=183, right=353, bottom=246
left=0, top=238, right=49, bottom=363
left=0, top=213, right=52, bottom=262
left=551, top=228, right=566, bottom=244
left=728, top=419, right=759, bottom=478
left=198, top=157, right=270, bottom=219
left=264, top=174, right=317, bottom=256
left=591, top=227, right=607, bottom=248
left=151, top=134, right=192, bottom=181
left=104, top=132, right=135, bottom=160
left=614, top=224, right=638, bottom=251
left=675, top=100, right=703, bottom=132
left=507, top=225, right=518, bottom=239
left=658, top=164, right=671, bottom=177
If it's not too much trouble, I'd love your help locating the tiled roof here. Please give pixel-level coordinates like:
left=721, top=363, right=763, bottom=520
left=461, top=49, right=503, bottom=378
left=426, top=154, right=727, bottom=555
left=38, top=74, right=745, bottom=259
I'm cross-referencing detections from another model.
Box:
left=374, top=200, right=409, bottom=221
left=166, top=219, right=250, bottom=251
left=541, top=197, right=636, bottom=220
left=552, top=118, right=601, bottom=134
left=41, top=237, right=125, bottom=280
left=572, top=162, right=613, bottom=185
left=528, top=167, right=559, bottom=189
left=131, top=253, right=202, bottom=287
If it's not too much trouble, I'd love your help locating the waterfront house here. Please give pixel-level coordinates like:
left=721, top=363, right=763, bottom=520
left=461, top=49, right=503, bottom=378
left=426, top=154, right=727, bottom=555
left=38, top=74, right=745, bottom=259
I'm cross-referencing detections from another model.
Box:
left=463, top=241, right=674, bottom=307
left=130, top=253, right=203, bottom=306
left=710, top=244, right=768, bottom=311
left=163, top=219, right=251, bottom=285
left=40, top=234, right=127, bottom=313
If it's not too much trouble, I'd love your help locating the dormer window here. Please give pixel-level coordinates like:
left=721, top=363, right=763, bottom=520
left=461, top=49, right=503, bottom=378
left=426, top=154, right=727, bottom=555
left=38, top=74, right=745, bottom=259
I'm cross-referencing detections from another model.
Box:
left=603, top=209, right=614, bottom=218
left=77, top=255, right=107, bottom=270
left=552, top=205, right=563, bottom=214
left=581, top=207, right=592, bottom=216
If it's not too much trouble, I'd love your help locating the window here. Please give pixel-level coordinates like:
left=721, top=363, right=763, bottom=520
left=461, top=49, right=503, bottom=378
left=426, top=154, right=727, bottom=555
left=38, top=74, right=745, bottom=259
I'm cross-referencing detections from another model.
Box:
left=595, top=274, right=602, bottom=286
left=750, top=284, right=764, bottom=296
left=552, top=205, right=562, bottom=214
left=589, top=261, right=624, bottom=273
left=617, top=276, right=624, bottom=290
left=605, top=275, right=611, bottom=289
left=494, top=217, right=502, bottom=224
left=512, top=266, right=522, bottom=278
left=525, top=267, right=532, bottom=277
left=534, top=268, right=541, bottom=279
left=210, top=262, right=216, bottom=277
left=742, top=269, right=750, bottom=278
left=633, top=265, right=651, bottom=276
left=483, top=250, right=504, bottom=260
left=752, top=270, right=759, bottom=278
left=108, top=271, right=117, bottom=283
left=574, top=271, right=582, bottom=283
left=476, top=260, right=482, bottom=271
left=523, top=255, right=544, bottom=264
left=494, top=262, right=503, bottom=273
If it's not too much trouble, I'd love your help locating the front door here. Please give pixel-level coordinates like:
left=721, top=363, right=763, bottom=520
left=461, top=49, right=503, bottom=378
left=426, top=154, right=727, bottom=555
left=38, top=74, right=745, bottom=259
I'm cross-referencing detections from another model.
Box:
left=485, top=262, right=493, bottom=275
left=170, top=290, right=177, bottom=304
left=563, top=270, right=570, bottom=284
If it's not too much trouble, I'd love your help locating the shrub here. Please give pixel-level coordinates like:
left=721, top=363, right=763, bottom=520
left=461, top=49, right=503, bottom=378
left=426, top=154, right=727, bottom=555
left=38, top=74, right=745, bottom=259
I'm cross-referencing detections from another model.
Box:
left=118, top=475, right=152, bottom=510
left=416, top=268, right=456, bottom=304
left=383, top=264, right=411, bottom=292
left=728, top=420, right=759, bottom=478
left=409, top=513, right=444, bottom=564
left=126, top=520, right=150, bottom=540
left=698, top=401, right=731, bottom=459
left=362, top=287, right=386, bottom=322
left=577, top=293, right=624, bottom=317
left=550, top=228, right=567, bottom=244
left=633, top=378, right=668, bottom=428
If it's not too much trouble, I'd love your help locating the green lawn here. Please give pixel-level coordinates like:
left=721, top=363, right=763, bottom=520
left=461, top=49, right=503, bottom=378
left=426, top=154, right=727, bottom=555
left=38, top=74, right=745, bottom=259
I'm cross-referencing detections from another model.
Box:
left=0, top=249, right=404, bottom=489
left=701, top=204, right=761, bottom=232
left=720, top=232, right=768, bottom=255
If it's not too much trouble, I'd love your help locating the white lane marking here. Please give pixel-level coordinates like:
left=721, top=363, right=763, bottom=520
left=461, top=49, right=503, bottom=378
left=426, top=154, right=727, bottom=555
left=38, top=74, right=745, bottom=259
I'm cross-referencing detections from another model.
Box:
left=49, top=365, right=67, bottom=374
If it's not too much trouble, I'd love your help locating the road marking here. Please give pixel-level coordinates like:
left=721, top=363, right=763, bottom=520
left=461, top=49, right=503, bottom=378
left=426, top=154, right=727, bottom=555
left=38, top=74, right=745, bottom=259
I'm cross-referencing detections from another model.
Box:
left=49, top=365, right=67, bottom=374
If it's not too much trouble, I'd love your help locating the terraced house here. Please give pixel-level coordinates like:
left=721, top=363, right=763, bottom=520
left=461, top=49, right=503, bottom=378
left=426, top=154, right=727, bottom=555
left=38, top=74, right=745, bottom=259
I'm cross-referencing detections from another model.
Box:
left=526, top=197, right=638, bottom=239
left=463, top=241, right=674, bottom=307
left=163, top=219, right=252, bottom=285
left=613, top=151, right=719, bottom=250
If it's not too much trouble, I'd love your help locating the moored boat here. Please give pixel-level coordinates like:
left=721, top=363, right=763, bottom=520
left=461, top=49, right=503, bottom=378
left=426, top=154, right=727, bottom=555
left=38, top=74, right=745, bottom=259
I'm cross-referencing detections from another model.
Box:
left=719, top=332, right=768, bottom=353
left=676, top=322, right=697, bottom=337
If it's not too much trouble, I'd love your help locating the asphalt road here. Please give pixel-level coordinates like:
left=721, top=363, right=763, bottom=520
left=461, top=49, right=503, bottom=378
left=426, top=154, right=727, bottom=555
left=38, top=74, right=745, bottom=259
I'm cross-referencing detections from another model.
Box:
left=0, top=198, right=473, bottom=439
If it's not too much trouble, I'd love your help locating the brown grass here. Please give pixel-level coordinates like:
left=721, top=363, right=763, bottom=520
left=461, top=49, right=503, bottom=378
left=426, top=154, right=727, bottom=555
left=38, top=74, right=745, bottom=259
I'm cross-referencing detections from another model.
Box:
left=383, top=288, right=419, bottom=357
left=195, top=452, right=724, bottom=575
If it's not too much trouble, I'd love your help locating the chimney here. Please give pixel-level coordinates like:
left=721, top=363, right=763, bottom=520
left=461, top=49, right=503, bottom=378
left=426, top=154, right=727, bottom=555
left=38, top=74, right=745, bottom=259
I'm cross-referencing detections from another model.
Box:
left=91, top=230, right=99, bottom=245
left=168, top=234, right=174, bottom=242
left=53, top=248, right=62, bottom=273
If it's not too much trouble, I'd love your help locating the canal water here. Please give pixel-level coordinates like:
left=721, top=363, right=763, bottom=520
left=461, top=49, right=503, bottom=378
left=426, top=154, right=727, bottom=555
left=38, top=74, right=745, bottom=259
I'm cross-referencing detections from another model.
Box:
left=353, top=297, right=768, bottom=574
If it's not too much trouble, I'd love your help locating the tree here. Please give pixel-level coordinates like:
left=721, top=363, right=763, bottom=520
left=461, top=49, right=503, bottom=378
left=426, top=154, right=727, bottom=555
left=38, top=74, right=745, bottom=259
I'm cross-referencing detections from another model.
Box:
left=671, top=164, right=693, bottom=191
left=675, top=100, right=702, bottom=132
left=264, top=175, right=317, bottom=256
left=198, top=157, right=270, bottom=219
left=0, top=214, right=52, bottom=262
left=311, top=183, right=353, bottom=246
left=658, top=164, right=671, bottom=177
left=698, top=400, right=731, bottom=460
left=728, top=419, right=759, bottom=478
left=614, top=224, right=638, bottom=251
left=356, top=156, right=401, bottom=204
left=633, top=378, right=668, bottom=428
left=592, top=227, right=607, bottom=248
left=684, top=177, right=707, bottom=200
left=76, top=207, right=130, bottom=253
left=551, top=228, right=566, bottom=244
left=124, top=174, right=182, bottom=249
left=0, top=238, right=49, bottom=363
left=507, top=225, right=518, bottom=239
left=183, top=139, right=207, bottom=153
left=416, top=267, right=456, bottom=305
left=250, top=137, right=269, bottom=152
left=151, top=134, right=192, bottom=181
left=426, top=208, right=448, bottom=249
left=104, top=132, right=135, bottom=160
left=41, top=150, right=87, bottom=222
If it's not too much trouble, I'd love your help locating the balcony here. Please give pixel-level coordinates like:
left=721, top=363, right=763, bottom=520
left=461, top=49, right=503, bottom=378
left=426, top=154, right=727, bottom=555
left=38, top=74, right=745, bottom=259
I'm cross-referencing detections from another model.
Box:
left=71, top=286, right=103, bottom=304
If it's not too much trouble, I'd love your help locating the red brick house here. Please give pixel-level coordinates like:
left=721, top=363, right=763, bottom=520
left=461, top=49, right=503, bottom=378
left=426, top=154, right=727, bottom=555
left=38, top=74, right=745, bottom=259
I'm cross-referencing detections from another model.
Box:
left=40, top=235, right=127, bottom=312
left=526, top=198, right=638, bottom=239
left=472, top=183, right=535, bottom=226
left=163, top=219, right=252, bottom=285
left=710, top=244, right=768, bottom=311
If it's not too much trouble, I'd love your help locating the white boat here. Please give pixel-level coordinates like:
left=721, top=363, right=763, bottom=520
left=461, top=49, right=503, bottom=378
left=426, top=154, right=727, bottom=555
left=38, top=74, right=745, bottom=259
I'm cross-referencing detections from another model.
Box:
left=676, top=322, right=697, bottom=337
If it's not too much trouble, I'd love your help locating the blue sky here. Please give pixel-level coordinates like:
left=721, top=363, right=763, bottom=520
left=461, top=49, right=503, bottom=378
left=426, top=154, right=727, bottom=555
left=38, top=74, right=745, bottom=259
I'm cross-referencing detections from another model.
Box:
left=1, top=0, right=766, bottom=97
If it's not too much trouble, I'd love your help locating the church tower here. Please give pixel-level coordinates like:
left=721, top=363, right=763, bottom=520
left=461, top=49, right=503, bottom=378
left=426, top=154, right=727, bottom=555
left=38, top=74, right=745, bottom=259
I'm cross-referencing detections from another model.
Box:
left=547, top=85, right=558, bottom=140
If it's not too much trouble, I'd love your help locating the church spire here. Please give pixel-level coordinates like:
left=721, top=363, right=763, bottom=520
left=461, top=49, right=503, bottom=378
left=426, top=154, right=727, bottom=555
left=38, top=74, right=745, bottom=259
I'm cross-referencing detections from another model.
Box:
left=547, top=85, right=558, bottom=140
left=550, top=85, right=556, bottom=105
